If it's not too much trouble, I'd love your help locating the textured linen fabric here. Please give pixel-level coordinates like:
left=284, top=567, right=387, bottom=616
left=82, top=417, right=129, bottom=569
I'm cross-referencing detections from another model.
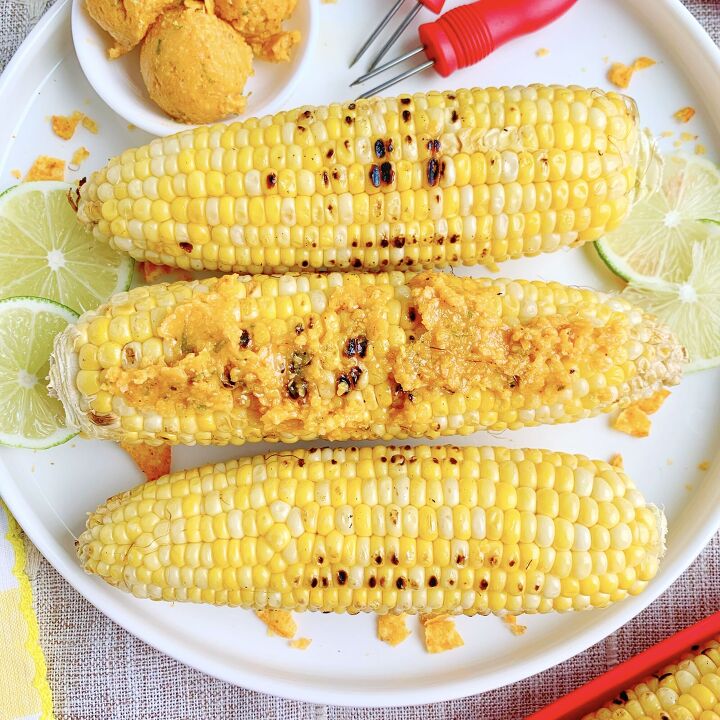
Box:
left=2, top=1, right=720, bottom=718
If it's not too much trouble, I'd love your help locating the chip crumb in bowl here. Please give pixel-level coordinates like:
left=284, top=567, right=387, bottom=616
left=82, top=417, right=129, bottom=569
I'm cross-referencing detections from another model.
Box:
left=674, top=106, right=696, bottom=123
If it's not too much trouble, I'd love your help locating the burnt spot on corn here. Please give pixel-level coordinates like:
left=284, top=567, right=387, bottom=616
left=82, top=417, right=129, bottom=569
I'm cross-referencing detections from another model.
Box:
left=369, top=165, right=381, bottom=188
left=220, top=364, right=237, bottom=388
left=380, top=237, right=389, bottom=248
left=428, top=576, right=438, bottom=587
left=326, top=148, right=334, bottom=159
left=352, top=258, right=362, bottom=268
left=390, top=554, right=399, bottom=566
left=295, top=324, right=304, bottom=335
left=426, top=138, right=441, bottom=153
left=348, top=102, right=356, bottom=110
left=368, top=576, right=377, bottom=588
left=266, top=172, right=277, bottom=189
left=396, top=577, right=406, bottom=590
left=89, top=412, right=114, bottom=426
left=393, top=237, right=405, bottom=248
left=287, top=376, right=308, bottom=400
left=345, top=336, right=368, bottom=358
left=345, top=115, right=353, bottom=125
left=451, top=109, right=459, bottom=123
left=402, top=110, right=411, bottom=122
left=427, top=158, right=439, bottom=186
left=380, top=161, right=394, bottom=185
left=479, top=579, right=489, bottom=590
left=386, top=139, right=394, bottom=153
left=400, top=97, right=411, bottom=105
left=310, top=577, right=318, bottom=588
left=179, top=242, right=193, bottom=253
left=239, top=329, right=251, bottom=348
left=337, top=570, right=348, bottom=585
left=408, top=307, right=417, bottom=322
left=336, top=375, right=352, bottom=396
left=321, top=170, right=330, bottom=188
left=374, top=139, right=386, bottom=158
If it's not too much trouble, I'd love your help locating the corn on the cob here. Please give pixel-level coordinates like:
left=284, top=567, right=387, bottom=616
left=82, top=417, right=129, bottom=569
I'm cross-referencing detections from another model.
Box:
left=583, top=639, right=720, bottom=720
left=49, top=271, right=686, bottom=447
left=77, top=445, right=666, bottom=614
left=76, top=85, right=659, bottom=273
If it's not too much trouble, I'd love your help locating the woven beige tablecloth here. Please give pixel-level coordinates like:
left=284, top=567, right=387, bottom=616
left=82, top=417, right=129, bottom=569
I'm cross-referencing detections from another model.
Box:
left=2, top=1, right=720, bottom=717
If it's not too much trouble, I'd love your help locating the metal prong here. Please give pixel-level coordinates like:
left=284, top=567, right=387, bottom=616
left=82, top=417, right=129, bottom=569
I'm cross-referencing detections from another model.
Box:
left=351, top=46, right=425, bottom=86
left=357, top=59, right=435, bottom=99
left=349, top=0, right=407, bottom=68
left=369, top=2, right=423, bottom=70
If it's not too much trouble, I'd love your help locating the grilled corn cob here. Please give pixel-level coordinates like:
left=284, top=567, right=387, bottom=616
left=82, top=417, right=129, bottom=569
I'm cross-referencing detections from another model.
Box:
left=76, top=85, right=660, bottom=273
left=49, top=271, right=686, bottom=446
left=77, top=445, right=666, bottom=614
left=583, top=639, right=720, bottom=720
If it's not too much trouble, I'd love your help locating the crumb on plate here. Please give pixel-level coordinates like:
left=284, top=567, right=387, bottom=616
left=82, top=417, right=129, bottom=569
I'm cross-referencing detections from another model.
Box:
left=378, top=614, right=411, bottom=647
left=51, top=111, right=84, bottom=140
left=289, top=637, right=312, bottom=650
left=667, top=458, right=673, bottom=466
left=25, top=155, right=65, bottom=181
left=685, top=483, right=693, bottom=492
left=82, top=115, right=99, bottom=134
left=421, top=614, right=464, bottom=654
left=70, top=146, right=90, bottom=170
left=609, top=454, right=624, bottom=469
left=673, top=140, right=683, bottom=148
left=502, top=615, right=527, bottom=636
left=536, top=48, right=550, bottom=57
left=607, top=56, right=655, bottom=89
left=699, top=461, right=710, bottom=471
left=696, top=144, right=707, bottom=156
left=613, top=406, right=651, bottom=438
left=636, top=389, right=670, bottom=415
left=660, top=130, right=673, bottom=138
left=127, top=123, right=137, bottom=131
left=10, top=169, right=21, bottom=180
left=674, top=106, right=696, bottom=123
left=120, top=441, right=171, bottom=481
left=680, top=131, right=698, bottom=142
left=256, top=609, right=297, bottom=639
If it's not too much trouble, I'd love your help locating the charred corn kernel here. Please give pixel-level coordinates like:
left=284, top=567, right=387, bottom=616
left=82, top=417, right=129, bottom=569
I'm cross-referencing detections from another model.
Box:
left=583, top=640, right=720, bottom=720
left=78, top=445, right=664, bottom=613
left=49, top=271, right=685, bottom=446
left=78, top=86, right=655, bottom=273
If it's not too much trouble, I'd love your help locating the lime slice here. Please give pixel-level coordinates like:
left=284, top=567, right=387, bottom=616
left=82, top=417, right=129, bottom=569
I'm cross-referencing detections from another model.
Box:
left=0, top=296, right=78, bottom=449
left=622, top=238, right=720, bottom=373
left=596, top=154, right=720, bottom=283
left=0, top=181, right=133, bottom=313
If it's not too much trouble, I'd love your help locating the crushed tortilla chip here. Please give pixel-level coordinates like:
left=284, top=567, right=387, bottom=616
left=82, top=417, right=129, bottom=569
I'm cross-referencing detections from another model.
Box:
left=607, top=56, right=655, bottom=89
left=609, top=454, right=624, bottom=469
left=289, top=637, right=312, bottom=650
left=636, top=389, right=670, bottom=415
left=421, top=615, right=464, bottom=654
left=51, top=111, right=84, bottom=140
left=674, top=106, right=696, bottom=124
left=82, top=115, right=99, bottom=134
left=613, top=406, right=651, bottom=438
left=536, top=48, right=550, bottom=57
left=660, top=130, right=674, bottom=138
left=25, top=155, right=65, bottom=181
left=10, top=169, right=21, bottom=180
left=378, top=614, right=411, bottom=647
left=502, top=615, right=527, bottom=636
left=120, top=441, right=171, bottom=481
left=680, top=132, right=698, bottom=142
left=70, top=146, right=90, bottom=169
left=699, top=461, right=710, bottom=471
left=256, top=609, right=297, bottom=639
left=696, top=144, right=707, bottom=156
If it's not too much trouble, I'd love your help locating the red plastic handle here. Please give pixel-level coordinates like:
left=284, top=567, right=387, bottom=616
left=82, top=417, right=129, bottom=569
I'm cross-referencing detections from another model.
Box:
left=525, top=611, right=720, bottom=720
left=418, top=0, right=445, bottom=13
left=419, top=0, right=578, bottom=77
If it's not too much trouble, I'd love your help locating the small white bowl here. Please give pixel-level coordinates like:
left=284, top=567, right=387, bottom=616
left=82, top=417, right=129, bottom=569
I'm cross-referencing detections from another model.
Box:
left=71, top=0, right=318, bottom=136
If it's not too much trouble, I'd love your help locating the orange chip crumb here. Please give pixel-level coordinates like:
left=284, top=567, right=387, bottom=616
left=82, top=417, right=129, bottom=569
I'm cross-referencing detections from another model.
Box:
left=660, top=130, right=674, bottom=138
left=502, top=615, right=527, bottom=636
left=70, top=146, right=90, bottom=169
left=607, top=56, right=656, bottom=89
left=289, top=637, right=312, bottom=650
left=636, top=389, right=670, bottom=415
left=699, top=461, right=710, bottom=472
left=536, top=48, right=550, bottom=57
left=609, top=454, right=624, bottom=469
left=120, top=441, right=171, bottom=481
left=421, top=615, right=464, bottom=654
left=378, top=614, right=411, bottom=647
left=674, top=106, right=696, bottom=124
left=696, top=144, right=707, bottom=156
left=256, top=609, right=297, bottom=639
left=25, top=155, right=65, bottom=181
left=51, top=111, right=84, bottom=140
left=10, top=169, right=21, bottom=180
left=613, top=406, right=651, bottom=438
left=82, top=115, right=99, bottom=134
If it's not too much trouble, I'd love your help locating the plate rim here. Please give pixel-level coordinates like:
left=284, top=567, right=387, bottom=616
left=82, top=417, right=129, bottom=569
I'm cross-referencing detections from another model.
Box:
left=1, top=0, right=720, bottom=707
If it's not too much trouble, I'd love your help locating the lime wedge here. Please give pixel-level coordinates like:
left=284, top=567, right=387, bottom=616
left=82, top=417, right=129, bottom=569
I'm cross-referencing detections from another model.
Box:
left=596, top=154, right=720, bottom=283
left=0, top=181, right=133, bottom=313
left=622, top=238, right=720, bottom=373
left=0, top=296, right=78, bottom=449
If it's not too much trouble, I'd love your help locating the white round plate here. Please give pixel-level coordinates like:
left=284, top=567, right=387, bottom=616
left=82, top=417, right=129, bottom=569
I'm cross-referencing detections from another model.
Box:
left=70, top=0, right=318, bottom=136
left=1, top=0, right=720, bottom=707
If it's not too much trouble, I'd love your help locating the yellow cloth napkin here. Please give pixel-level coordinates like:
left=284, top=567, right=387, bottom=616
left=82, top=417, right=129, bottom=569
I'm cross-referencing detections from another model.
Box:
left=0, top=500, right=54, bottom=720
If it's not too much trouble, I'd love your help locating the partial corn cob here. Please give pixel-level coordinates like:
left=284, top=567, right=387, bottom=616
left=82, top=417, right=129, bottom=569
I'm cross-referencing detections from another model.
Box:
left=77, top=445, right=666, bottom=614
left=583, top=639, right=720, bottom=720
left=48, top=271, right=686, bottom=447
left=76, top=84, right=660, bottom=273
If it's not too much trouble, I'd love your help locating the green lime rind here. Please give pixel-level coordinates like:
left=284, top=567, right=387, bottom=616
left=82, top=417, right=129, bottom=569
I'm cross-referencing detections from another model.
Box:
left=0, top=296, right=78, bottom=450
left=0, top=181, right=134, bottom=314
